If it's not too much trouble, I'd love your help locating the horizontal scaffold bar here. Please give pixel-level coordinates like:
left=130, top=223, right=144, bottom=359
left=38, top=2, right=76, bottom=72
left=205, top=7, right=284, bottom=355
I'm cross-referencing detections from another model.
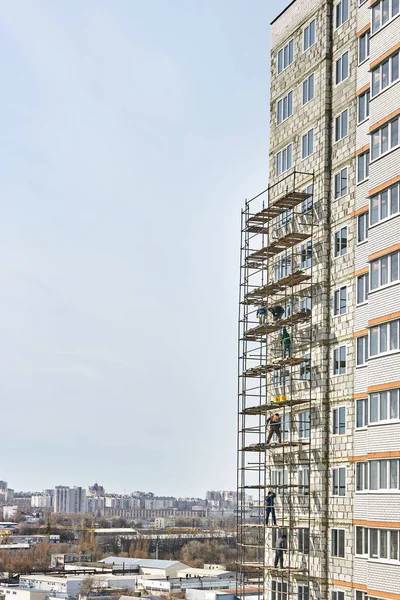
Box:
left=244, top=271, right=311, bottom=303
left=244, top=311, right=311, bottom=340
left=242, top=441, right=310, bottom=452
left=247, top=191, right=312, bottom=226
left=241, top=398, right=312, bottom=415
left=246, top=233, right=311, bottom=262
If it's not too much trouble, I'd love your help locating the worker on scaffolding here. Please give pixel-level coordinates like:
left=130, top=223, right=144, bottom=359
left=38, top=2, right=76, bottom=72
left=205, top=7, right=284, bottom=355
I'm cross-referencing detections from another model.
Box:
left=281, top=327, right=291, bottom=358
left=268, top=305, right=285, bottom=322
left=265, top=490, right=277, bottom=526
left=274, top=532, right=287, bottom=569
left=266, top=412, right=282, bottom=445
left=256, top=305, right=267, bottom=325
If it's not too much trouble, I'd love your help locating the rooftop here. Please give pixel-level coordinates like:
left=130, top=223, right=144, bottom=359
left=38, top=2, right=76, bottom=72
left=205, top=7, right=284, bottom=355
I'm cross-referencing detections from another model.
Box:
left=271, top=0, right=297, bottom=25
left=100, top=557, right=185, bottom=569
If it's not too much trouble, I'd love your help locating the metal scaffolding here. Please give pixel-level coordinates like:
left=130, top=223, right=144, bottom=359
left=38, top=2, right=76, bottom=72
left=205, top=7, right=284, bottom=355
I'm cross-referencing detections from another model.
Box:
left=237, top=170, right=316, bottom=600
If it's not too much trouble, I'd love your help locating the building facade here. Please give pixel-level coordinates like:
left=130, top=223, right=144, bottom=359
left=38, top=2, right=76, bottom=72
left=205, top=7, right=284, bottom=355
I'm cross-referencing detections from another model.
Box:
left=237, top=1, right=399, bottom=599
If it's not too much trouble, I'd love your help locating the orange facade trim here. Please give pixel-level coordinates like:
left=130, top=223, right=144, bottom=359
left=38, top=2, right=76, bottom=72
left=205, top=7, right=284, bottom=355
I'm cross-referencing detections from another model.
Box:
left=368, top=243, right=400, bottom=262
left=368, top=311, right=400, bottom=327
left=353, top=519, right=400, bottom=529
left=370, top=42, right=400, bottom=70
left=353, top=266, right=369, bottom=277
left=368, top=380, right=400, bottom=393
left=354, top=145, right=369, bottom=158
left=353, top=329, right=368, bottom=338
left=350, top=204, right=368, bottom=217
left=349, top=451, right=400, bottom=462
left=356, top=83, right=370, bottom=97
left=336, top=580, right=400, bottom=600
left=354, top=392, right=367, bottom=399
left=357, top=24, right=370, bottom=37
left=369, top=175, right=400, bottom=197
left=370, top=107, right=400, bottom=132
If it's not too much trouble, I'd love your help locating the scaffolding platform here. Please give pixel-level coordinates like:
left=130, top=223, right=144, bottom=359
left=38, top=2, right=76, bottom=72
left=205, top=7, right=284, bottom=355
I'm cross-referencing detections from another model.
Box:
left=246, top=233, right=310, bottom=263
left=241, top=398, right=312, bottom=415
left=244, top=311, right=311, bottom=340
left=242, top=441, right=310, bottom=452
left=247, top=191, right=312, bottom=228
left=244, top=271, right=311, bottom=303
left=242, top=357, right=308, bottom=377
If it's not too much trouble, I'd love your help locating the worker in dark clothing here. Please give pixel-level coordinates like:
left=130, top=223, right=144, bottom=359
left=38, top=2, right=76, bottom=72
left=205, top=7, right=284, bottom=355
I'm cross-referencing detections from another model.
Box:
left=266, top=413, right=282, bottom=444
left=268, top=305, right=285, bottom=321
left=265, top=491, right=277, bottom=525
left=256, top=305, right=267, bottom=325
left=281, top=327, right=291, bottom=358
left=274, top=533, right=287, bottom=568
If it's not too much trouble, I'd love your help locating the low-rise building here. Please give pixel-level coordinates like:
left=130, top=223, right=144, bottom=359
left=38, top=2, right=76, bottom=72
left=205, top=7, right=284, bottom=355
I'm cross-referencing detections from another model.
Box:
left=99, top=557, right=188, bottom=579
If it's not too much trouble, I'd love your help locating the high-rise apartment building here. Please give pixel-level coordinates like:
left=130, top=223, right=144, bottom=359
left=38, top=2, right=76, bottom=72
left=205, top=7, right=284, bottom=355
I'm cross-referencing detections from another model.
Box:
left=237, top=1, right=399, bottom=599
left=54, top=486, right=86, bottom=514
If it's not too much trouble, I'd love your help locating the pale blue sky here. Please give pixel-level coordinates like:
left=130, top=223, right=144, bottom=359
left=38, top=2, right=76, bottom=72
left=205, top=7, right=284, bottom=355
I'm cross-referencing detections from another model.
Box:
left=0, top=1, right=284, bottom=497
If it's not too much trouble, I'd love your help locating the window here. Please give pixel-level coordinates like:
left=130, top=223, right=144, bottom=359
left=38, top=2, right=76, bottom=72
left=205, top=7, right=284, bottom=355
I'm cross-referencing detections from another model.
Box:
left=332, top=467, right=346, bottom=496
left=275, top=208, right=292, bottom=230
left=357, top=273, right=369, bottom=304
left=272, top=580, right=288, bottom=600
left=276, top=143, right=293, bottom=176
left=359, top=29, right=370, bottom=64
left=356, top=398, right=368, bottom=428
left=370, top=182, right=399, bottom=225
left=358, top=89, right=370, bottom=123
left=371, top=117, right=399, bottom=160
left=336, top=51, right=349, bottom=84
left=372, top=0, right=400, bottom=34
left=334, top=227, right=348, bottom=257
left=301, top=184, right=313, bottom=213
left=298, top=467, right=310, bottom=496
left=334, top=168, right=348, bottom=199
left=302, top=73, right=315, bottom=105
left=298, top=409, right=310, bottom=439
left=304, top=19, right=316, bottom=51
left=278, top=40, right=294, bottom=74
left=357, top=335, right=369, bottom=366
left=282, top=413, right=291, bottom=442
left=355, top=526, right=368, bottom=556
left=273, top=367, right=291, bottom=388
left=356, top=461, right=369, bottom=491
left=332, top=406, right=346, bottom=434
left=277, top=91, right=293, bottom=124
left=300, top=241, right=312, bottom=268
left=333, top=346, right=346, bottom=375
left=331, top=592, right=344, bottom=600
left=297, top=586, right=309, bottom=600
left=357, top=150, right=370, bottom=183
left=299, top=354, right=311, bottom=381
left=275, top=255, right=292, bottom=280
left=368, top=389, right=400, bottom=423
left=297, top=528, right=310, bottom=553
left=355, top=592, right=367, bottom=600
left=333, top=286, right=347, bottom=316
left=302, top=128, right=314, bottom=158
left=357, top=211, right=369, bottom=243
left=271, top=469, right=288, bottom=493
left=370, top=320, right=400, bottom=356
left=335, top=0, right=349, bottom=28
left=355, top=528, right=400, bottom=561
left=370, top=251, right=400, bottom=290
left=335, top=109, right=349, bottom=141
left=331, top=528, right=345, bottom=557
left=372, top=51, right=399, bottom=97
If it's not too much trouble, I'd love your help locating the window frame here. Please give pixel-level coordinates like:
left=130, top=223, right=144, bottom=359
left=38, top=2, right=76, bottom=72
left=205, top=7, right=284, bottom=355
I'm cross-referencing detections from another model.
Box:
left=276, top=143, right=293, bottom=177
left=298, top=409, right=311, bottom=439
left=301, top=128, right=314, bottom=159
left=371, top=50, right=400, bottom=98
left=370, top=117, right=400, bottom=162
left=369, top=319, right=400, bottom=357
left=335, top=0, right=349, bottom=29
left=334, top=167, right=348, bottom=199
left=333, top=226, right=348, bottom=258
left=372, top=0, right=400, bottom=35
left=356, top=398, right=368, bottom=429
left=368, top=389, right=400, bottom=424
left=356, top=273, right=369, bottom=305
left=357, top=211, right=369, bottom=243
left=302, top=73, right=315, bottom=105
left=332, top=406, right=346, bottom=435
left=369, top=251, right=400, bottom=292
left=356, top=335, right=369, bottom=366
left=332, top=466, right=346, bottom=496
left=333, top=345, right=347, bottom=375
left=335, top=51, right=349, bottom=85
left=369, top=182, right=400, bottom=227
left=357, top=88, right=370, bottom=124
left=333, top=286, right=347, bottom=316
left=331, top=528, right=346, bottom=558
left=358, top=29, right=371, bottom=65
left=277, top=39, right=294, bottom=74
left=303, top=18, right=316, bottom=52
left=277, top=90, right=294, bottom=125
left=357, top=150, right=370, bottom=184
left=335, top=108, right=349, bottom=142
